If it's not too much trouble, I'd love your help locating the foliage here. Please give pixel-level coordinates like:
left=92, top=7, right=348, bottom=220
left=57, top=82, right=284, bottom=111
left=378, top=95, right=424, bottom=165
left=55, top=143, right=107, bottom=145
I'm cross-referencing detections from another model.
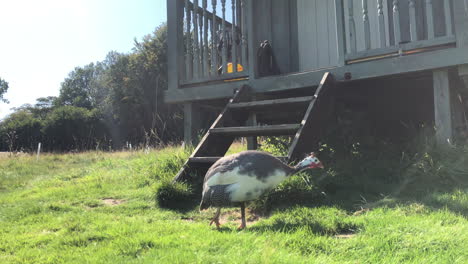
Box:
left=0, top=24, right=184, bottom=151
left=0, top=77, right=9, bottom=103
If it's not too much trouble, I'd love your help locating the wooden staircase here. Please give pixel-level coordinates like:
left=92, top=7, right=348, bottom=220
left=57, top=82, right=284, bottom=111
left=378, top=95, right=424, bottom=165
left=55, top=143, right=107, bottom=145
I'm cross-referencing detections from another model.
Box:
left=174, top=72, right=335, bottom=183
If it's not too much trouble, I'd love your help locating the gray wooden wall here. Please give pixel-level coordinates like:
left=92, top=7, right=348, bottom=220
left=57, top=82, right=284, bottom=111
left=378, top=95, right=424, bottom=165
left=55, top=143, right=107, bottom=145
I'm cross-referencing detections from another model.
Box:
left=297, top=0, right=339, bottom=71
left=252, top=0, right=299, bottom=74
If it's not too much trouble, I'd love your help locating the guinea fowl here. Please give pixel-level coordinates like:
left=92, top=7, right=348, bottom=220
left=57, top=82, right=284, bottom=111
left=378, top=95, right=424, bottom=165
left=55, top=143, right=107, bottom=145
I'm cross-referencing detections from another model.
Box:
left=200, top=150, right=324, bottom=229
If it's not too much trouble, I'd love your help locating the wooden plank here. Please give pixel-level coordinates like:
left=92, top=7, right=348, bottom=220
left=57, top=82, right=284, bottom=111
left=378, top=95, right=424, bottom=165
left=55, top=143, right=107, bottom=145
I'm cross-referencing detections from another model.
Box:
left=345, top=35, right=456, bottom=61
left=288, top=72, right=335, bottom=161
left=433, top=69, right=452, bottom=144
left=167, top=0, right=185, bottom=90
left=189, top=156, right=288, bottom=163
left=228, top=96, right=313, bottom=110
left=377, top=0, right=387, bottom=48
left=210, top=124, right=301, bottom=136
left=180, top=71, right=248, bottom=86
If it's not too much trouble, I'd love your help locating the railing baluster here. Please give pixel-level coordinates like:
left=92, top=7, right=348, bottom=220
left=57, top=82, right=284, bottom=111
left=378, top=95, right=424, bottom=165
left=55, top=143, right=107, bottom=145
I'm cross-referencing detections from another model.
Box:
left=393, top=0, right=401, bottom=45
left=203, top=0, right=209, bottom=76
left=199, top=7, right=204, bottom=77
left=444, top=0, right=453, bottom=36
left=363, top=0, right=371, bottom=50
left=409, top=0, right=418, bottom=41
left=231, top=0, right=237, bottom=73
left=211, top=0, right=218, bottom=75
left=185, top=0, right=193, bottom=80
left=221, top=0, right=228, bottom=74
left=426, top=0, right=434, bottom=39
left=193, top=0, right=200, bottom=79
left=377, top=0, right=386, bottom=47
left=241, top=0, right=247, bottom=70
left=348, top=0, right=357, bottom=54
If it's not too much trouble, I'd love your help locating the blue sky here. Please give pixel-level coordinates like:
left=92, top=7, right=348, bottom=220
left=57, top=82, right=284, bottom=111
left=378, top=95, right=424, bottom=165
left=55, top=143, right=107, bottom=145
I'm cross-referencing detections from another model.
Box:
left=0, top=0, right=167, bottom=119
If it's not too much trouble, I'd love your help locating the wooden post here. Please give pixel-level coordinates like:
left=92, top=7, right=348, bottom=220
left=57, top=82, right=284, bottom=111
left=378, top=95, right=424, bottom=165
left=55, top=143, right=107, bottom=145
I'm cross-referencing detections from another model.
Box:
left=409, top=0, right=418, bottom=41
left=362, top=0, right=371, bottom=50
left=453, top=0, right=468, bottom=48
left=377, top=0, right=387, bottom=48
left=193, top=0, right=200, bottom=79
left=231, top=0, right=238, bottom=73
left=433, top=69, right=452, bottom=144
left=247, top=0, right=256, bottom=79
left=393, top=0, right=401, bottom=45
left=443, top=0, right=453, bottom=37
left=241, top=0, right=248, bottom=70
left=184, top=103, right=202, bottom=146
left=459, top=64, right=468, bottom=89
left=203, top=0, right=209, bottom=76
left=221, top=0, right=228, bottom=74
left=335, top=0, right=346, bottom=66
left=246, top=95, right=257, bottom=150
left=211, top=0, right=219, bottom=75
left=348, top=0, right=357, bottom=54
left=426, top=0, right=434, bottom=39
left=36, top=142, right=41, bottom=161
left=185, top=0, right=193, bottom=80
left=167, top=0, right=185, bottom=90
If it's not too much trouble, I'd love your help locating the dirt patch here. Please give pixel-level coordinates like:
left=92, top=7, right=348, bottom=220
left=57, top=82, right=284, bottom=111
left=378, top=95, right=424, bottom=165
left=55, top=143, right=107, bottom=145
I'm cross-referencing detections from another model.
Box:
left=102, top=198, right=125, bottom=206
left=334, top=233, right=356, bottom=239
left=219, top=209, right=263, bottom=226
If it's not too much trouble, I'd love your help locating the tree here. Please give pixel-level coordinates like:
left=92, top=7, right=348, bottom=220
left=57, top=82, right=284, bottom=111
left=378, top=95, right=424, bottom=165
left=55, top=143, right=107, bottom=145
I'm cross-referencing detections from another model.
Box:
left=56, top=63, right=105, bottom=109
left=0, top=77, right=9, bottom=103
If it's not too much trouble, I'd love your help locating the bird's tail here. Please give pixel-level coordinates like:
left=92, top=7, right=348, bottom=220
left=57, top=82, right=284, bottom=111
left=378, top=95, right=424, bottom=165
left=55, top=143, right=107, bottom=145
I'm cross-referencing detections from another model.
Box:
left=199, top=192, right=211, bottom=211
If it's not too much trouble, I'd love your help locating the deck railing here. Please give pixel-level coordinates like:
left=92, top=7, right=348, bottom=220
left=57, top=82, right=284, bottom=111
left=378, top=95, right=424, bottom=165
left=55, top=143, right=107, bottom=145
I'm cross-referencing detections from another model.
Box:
left=168, top=0, right=249, bottom=88
left=343, top=0, right=455, bottom=62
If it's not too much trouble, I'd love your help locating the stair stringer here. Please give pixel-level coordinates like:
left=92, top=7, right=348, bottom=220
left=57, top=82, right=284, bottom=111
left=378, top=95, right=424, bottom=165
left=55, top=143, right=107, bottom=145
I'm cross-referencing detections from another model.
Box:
left=288, top=72, right=336, bottom=162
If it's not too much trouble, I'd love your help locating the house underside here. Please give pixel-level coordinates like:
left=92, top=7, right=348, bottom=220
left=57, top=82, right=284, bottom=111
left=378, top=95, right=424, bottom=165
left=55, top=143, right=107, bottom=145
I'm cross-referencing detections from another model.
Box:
left=166, top=0, right=468, bottom=181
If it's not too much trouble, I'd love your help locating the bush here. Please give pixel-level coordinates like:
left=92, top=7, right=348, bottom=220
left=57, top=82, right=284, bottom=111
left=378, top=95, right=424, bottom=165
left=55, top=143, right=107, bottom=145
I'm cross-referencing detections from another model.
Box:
left=154, top=180, right=196, bottom=210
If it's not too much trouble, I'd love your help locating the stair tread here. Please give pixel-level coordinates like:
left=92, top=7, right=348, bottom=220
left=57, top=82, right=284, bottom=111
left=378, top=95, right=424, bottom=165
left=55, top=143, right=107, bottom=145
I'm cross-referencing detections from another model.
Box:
left=189, top=156, right=288, bottom=163
left=228, top=96, right=314, bottom=110
left=210, top=124, right=300, bottom=136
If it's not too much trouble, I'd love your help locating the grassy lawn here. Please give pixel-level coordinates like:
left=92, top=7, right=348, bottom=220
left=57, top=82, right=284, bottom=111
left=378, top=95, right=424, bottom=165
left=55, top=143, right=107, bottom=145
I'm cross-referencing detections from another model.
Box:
left=0, top=144, right=467, bottom=263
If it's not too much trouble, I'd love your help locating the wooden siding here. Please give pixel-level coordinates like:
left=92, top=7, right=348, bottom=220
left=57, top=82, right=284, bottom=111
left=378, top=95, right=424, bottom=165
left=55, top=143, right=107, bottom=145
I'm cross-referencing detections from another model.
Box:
left=297, top=0, right=339, bottom=71
left=252, top=0, right=298, bottom=74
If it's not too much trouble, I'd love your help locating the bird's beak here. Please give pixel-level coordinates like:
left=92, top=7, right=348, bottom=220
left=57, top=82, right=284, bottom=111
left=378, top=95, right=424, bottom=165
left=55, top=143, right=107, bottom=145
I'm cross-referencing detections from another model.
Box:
left=317, top=162, right=324, bottom=169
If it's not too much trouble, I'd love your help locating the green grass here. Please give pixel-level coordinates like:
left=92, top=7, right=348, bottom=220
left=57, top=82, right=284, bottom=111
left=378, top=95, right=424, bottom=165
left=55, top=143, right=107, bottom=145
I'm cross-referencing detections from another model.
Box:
left=0, top=142, right=467, bottom=264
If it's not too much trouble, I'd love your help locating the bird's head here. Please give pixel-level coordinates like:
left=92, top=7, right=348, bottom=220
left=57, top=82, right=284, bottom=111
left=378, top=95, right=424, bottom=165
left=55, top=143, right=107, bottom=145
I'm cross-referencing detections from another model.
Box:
left=295, top=152, right=324, bottom=171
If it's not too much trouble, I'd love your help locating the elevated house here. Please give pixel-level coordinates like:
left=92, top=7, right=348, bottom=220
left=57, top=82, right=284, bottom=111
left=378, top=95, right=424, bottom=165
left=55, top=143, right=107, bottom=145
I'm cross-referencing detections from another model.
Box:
left=167, top=0, right=468, bottom=181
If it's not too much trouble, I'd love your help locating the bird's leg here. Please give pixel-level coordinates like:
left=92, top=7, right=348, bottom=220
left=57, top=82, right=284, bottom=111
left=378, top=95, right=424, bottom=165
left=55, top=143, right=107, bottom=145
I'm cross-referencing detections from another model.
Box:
left=238, top=202, right=246, bottom=230
left=209, top=208, right=221, bottom=228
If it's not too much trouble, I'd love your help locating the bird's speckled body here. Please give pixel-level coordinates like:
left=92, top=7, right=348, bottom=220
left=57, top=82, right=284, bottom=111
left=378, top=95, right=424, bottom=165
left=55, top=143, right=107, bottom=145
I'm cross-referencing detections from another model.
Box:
left=200, top=150, right=324, bottom=229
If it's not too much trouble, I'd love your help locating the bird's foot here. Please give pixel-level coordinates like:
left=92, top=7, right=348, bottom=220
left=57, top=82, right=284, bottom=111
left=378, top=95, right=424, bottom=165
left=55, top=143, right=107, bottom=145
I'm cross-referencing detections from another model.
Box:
left=210, top=218, right=221, bottom=229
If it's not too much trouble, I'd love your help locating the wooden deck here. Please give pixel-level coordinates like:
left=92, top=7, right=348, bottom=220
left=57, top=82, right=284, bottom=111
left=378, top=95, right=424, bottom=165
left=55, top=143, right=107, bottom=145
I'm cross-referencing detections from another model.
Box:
left=167, top=0, right=468, bottom=104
